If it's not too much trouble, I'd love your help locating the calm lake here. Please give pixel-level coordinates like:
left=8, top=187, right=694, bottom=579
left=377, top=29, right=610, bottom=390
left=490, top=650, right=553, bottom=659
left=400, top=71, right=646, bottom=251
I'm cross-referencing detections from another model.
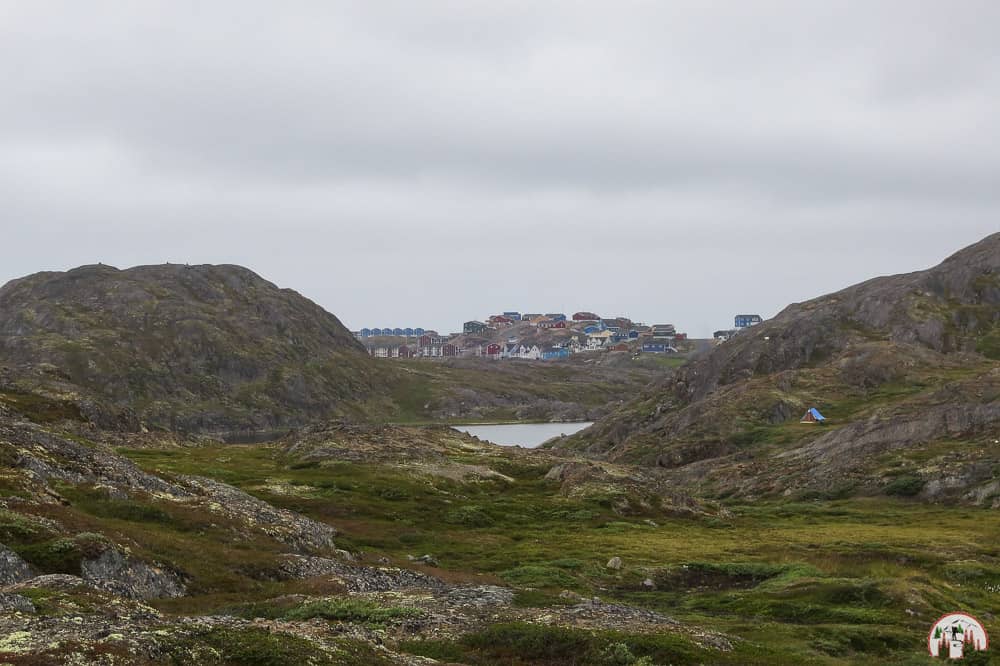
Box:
left=452, top=422, right=593, bottom=448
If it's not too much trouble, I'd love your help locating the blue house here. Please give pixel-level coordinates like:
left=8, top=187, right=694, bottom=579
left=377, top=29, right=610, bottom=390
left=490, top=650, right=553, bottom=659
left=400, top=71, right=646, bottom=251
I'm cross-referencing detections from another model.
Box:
left=392, top=327, right=404, bottom=336
left=628, top=330, right=640, bottom=339
left=403, top=327, right=414, bottom=336
left=503, top=311, right=522, bottom=321
left=546, top=313, right=567, bottom=321
left=541, top=348, right=570, bottom=360
left=735, top=314, right=763, bottom=329
left=360, top=328, right=372, bottom=338
left=642, top=342, right=668, bottom=353
left=583, top=325, right=601, bottom=335
left=414, top=328, right=425, bottom=336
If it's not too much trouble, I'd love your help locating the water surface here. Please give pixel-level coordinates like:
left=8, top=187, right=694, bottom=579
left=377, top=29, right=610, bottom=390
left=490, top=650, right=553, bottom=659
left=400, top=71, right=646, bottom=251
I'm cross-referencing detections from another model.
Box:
left=453, top=422, right=592, bottom=448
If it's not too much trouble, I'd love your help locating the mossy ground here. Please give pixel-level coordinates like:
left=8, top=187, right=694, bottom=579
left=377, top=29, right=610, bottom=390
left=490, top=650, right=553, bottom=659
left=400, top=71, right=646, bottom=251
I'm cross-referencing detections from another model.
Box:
left=97, top=442, right=1000, bottom=665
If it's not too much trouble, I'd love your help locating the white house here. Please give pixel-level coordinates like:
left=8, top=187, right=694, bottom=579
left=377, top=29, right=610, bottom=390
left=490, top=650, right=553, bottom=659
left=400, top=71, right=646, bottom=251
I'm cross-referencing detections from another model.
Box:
left=504, top=344, right=542, bottom=360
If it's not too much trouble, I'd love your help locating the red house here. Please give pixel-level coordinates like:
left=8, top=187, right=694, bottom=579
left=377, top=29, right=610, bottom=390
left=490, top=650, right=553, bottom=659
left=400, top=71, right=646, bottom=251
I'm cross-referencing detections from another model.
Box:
left=485, top=343, right=503, bottom=359
left=573, top=311, right=599, bottom=321
left=442, top=343, right=457, bottom=357
left=398, top=345, right=414, bottom=358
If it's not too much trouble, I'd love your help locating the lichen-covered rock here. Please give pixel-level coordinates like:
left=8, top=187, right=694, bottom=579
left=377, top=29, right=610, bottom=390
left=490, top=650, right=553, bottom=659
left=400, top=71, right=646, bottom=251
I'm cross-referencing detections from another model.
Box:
left=277, top=554, right=443, bottom=592
left=177, top=475, right=337, bottom=552
left=0, top=417, right=189, bottom=498
left=0, top=544, right=35, bottom=585
left=0, top=591, right=35, bottom=613
left=81, top=549, right=186, bottom=600
left=443, top=585, right=514, bottom=608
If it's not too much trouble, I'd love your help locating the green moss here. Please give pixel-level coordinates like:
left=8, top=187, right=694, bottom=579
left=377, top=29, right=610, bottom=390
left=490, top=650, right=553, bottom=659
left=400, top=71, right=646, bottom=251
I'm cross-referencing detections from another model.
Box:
left=501, top=565, right=578, bottom=588
left=444, top=505, right=496, bottom=527
left=13, top=533, right=109, bottom=575
left=0, top=391, right=84, bottom=423
left=221, top=597, right=421, bottom=627
left=282, top=598, right=422, bottom=625
left=444, top=622, right=709, bottom=665
left=884, top=475, right=925, bottom=496
left=976, top=328, right=1000, bottom=360
left=166, top=627, right=343, bottom=665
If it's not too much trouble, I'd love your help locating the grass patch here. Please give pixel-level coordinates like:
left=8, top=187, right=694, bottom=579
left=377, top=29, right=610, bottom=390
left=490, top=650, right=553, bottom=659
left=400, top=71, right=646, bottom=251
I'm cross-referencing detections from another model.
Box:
left=403, top=621, right=714, bottom=665
left=222, top=597, right=421, bottom=627
left=883, top=475, right=925, bottom=497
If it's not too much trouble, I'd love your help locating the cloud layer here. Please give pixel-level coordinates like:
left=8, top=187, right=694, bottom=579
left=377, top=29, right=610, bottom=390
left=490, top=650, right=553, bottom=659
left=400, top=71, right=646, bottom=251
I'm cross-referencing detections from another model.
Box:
left=2, top=2, right=998, bottom=335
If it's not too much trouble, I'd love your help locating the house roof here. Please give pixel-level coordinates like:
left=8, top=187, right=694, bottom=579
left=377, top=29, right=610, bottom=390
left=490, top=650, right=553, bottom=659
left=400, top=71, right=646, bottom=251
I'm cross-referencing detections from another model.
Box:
left=808, top=407, right=826, bottom=420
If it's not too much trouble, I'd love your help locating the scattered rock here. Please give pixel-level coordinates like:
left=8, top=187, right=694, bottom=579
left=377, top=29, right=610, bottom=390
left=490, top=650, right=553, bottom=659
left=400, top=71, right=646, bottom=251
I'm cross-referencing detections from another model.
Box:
left=0, top=592, right=35, bottom=613
left=7, top=573, right=91, bottom=592
left=414, top=554, right=440, bottom=567
left=277, top=554, right=443, bottom=592
left=444, top=585, right=514, bottom=608
left=606, top=556, right=623, bottom=570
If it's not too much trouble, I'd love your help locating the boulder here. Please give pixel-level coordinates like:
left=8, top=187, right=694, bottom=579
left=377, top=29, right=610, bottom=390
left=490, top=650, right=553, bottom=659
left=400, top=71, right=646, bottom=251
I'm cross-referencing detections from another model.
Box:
left=0, top=545, right=35, bottom=586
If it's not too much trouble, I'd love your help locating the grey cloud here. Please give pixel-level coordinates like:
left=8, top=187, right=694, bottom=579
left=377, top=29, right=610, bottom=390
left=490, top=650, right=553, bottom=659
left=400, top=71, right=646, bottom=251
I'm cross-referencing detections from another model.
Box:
left=1, top=2, right=998, bottom=335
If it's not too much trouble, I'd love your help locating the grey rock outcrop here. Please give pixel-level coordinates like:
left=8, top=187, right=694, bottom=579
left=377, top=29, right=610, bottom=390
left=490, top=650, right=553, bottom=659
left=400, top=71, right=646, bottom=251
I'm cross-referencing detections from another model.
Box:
left=81, top=549, right=186, bottom=600
left=277, top=554, right=443, bottom=592
left=0, top=545, right=35, bottom=585
left=177, top=475, right=337, bottom=552
left=0, top=591, right=35, bottom=613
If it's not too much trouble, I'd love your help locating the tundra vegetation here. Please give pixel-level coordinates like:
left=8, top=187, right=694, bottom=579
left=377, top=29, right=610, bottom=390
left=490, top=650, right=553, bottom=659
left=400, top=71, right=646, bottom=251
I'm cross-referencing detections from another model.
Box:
left=1, top=234, right=998, bottom=664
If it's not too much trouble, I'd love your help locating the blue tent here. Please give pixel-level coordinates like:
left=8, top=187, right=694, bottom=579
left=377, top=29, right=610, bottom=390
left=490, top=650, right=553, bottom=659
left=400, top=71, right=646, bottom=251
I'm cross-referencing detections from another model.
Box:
left=801, top=408, right=826, bottom=423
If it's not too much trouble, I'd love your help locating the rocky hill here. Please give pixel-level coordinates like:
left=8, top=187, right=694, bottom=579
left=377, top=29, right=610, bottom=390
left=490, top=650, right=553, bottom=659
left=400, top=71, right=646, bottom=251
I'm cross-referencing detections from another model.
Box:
left=0, top=264, right=394, bottom=434
left=558, top=233, right=1000, bottom=501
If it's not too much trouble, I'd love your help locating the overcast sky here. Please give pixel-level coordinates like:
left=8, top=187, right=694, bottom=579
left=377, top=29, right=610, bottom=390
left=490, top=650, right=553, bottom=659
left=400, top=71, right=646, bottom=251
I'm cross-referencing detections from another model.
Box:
left=2, top=2, right=998, bottom=336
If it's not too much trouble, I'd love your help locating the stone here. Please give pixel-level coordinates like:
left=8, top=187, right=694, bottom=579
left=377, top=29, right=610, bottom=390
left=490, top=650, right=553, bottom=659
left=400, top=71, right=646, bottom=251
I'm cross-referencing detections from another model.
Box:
left=0, top=592, right=35, bottom=613
left=0, top=545, right=35, bottom=586
left=81, top=549, right=186, bottom=600
left=606, top=556, right=623, bottom=570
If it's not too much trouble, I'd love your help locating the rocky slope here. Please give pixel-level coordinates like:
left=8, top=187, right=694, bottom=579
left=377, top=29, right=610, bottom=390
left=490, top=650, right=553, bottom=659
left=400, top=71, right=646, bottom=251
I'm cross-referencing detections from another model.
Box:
left=558, top=233, right=1000, bottom=501
left=0, top=402, right=741, bottom=664
left=0, top=263, right=394, bottom=433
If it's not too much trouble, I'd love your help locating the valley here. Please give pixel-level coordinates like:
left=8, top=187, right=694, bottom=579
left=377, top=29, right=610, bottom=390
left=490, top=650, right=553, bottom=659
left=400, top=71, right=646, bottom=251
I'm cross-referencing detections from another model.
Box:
left=0, top=233, right=998, bottom=664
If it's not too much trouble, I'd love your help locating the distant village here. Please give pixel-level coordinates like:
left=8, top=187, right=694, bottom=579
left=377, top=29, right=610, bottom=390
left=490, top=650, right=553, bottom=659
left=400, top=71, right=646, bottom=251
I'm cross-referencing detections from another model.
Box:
left=353, top=311, right=764, bottom=360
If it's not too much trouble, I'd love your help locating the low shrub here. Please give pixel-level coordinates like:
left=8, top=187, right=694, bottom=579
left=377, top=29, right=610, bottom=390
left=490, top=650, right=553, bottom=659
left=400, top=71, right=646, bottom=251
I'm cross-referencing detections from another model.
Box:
left=884, top=475, right=924, bottom=496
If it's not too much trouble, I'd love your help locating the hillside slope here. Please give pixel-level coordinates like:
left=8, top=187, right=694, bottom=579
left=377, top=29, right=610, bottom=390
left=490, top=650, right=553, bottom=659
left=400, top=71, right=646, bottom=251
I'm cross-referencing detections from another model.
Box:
left=0, top=264, right=392, bottom=433
left=558, top=233, right=1000, bottom=501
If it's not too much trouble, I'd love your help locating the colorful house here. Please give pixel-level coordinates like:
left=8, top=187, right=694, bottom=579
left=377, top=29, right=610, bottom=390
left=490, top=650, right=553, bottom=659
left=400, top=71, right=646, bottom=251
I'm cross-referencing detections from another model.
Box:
left=735, top=314, right=763, bottom=329
left=464, top=321, right=487, bottom=334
